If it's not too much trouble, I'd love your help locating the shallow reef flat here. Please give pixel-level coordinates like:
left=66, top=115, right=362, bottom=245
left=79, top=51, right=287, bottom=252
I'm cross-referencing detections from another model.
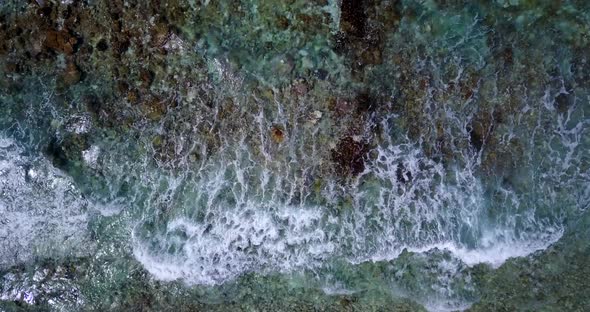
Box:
left=1, top=0, right=589, bottom=311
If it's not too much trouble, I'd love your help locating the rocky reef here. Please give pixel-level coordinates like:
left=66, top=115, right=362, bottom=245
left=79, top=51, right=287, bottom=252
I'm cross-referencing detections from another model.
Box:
left=1, top=0, right=590, bottom=311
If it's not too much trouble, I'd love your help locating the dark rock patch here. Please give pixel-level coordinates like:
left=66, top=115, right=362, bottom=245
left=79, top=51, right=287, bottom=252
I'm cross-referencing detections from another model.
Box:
left=340, top=0, right=367, bottom=38
left=332, top=136, right=370, bottom=176
left=96, top=38, right=109, bottom=51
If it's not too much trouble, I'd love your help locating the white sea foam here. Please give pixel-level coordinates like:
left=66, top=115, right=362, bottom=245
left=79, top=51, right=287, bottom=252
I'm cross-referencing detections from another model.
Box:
left=404, top=229, right=563, bottom=268
left=132, top=135, right=564, bottom=286
left=133, top=204, right=333, bottom=284
left=0, top=136, right=92, bottom=268
left=65, top=114, right=92, bottom=134
left=82, top=145, right=100, bottom=167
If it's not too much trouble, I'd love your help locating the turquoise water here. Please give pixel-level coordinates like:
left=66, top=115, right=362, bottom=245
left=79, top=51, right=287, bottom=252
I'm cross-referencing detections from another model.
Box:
left=1, top=1, right=589, bottom=311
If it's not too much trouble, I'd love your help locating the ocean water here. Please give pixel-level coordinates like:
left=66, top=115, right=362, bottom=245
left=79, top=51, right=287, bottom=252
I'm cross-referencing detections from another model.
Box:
left=1, top=1, right=589, bottom=311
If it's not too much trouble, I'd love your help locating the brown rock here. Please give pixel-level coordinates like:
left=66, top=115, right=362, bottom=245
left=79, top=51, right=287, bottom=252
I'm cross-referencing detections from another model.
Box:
left=111, top=36, right=130, bottom=55
left=45, top=30, right=77, bottom=54
left=151, top=22, right=170, bottom=47
left=292, top=79, right=309, bottom=97
left=331, top=136, right=369, bottom=176
left=360, top=47, right=382, bottom=65
left=276, top=15, right=290, bottom=30
left=140, top=69, right=154, bottom=88
left=141, top=97, right=167, bottom=121
left=117, top=81, right=130, bottom=94
left=329, top=97, right=354, bottom=117
left=270, top=125, right=285, bottom=143
left=4, top=60, right=22, bottom=73
left=127, top=90, right=139, bottom=103
left=61, top=61, right=81, bottom=86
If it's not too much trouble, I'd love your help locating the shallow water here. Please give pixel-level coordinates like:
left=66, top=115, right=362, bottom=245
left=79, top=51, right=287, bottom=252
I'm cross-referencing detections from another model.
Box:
left=1, top=1, right=589, bottom=311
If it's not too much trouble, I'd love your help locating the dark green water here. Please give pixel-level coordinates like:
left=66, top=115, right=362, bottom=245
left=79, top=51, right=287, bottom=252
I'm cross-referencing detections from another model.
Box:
left=1, top=1, right=589, bottom=311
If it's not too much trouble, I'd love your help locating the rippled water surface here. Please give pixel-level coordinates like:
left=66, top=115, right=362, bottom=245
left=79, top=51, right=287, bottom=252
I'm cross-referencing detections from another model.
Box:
left=1, top=1, right=589, bottom=311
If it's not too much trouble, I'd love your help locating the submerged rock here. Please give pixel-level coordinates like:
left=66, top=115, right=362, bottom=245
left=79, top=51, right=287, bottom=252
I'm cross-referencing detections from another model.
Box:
left=44, top=30, right=79, bottom=55
left=60, top=61, right=82, bottom=86
left=270, top=125, right=285, bottom=144
left=331, top=136, right=369, bottom=176
left=340, top=0, right=366, bottom=38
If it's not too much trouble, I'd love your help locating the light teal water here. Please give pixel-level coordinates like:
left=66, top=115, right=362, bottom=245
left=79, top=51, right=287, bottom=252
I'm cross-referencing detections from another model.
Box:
left=1, top=1, right=589, bottom=311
